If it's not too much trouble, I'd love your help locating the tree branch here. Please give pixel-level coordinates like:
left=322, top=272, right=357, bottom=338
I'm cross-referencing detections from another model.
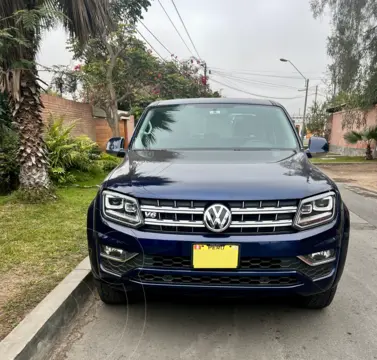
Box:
left=116, top=92, right=129, bottom=103
left=364, top=24, right=377, bottom=35
left=102, top=30, right=114, bottom=58
left=115, top=46, right=124, bottom=58
left=37, top=77, right=49, bottom=88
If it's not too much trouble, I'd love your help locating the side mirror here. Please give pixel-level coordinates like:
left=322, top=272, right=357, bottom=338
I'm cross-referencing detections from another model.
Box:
left=308, top=136, right=329, bottom=157
left=106, top=137, right=126, bottom=158
left=305, top=149, right=313, bottom=158
left=116, top=149, right=126, bottom=158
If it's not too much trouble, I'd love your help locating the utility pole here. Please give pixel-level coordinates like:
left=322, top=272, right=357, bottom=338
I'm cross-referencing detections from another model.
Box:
left=203, top=62, right=208, bottom=95
left=314, top=85, right=318, bottom=110
left=302, top=79, right=309, bottom=141
left=280, top=58, right=309, bottom=142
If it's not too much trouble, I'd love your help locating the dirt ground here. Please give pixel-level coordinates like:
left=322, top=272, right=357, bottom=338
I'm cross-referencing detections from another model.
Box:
left=318, top=163, right=377, bottom=192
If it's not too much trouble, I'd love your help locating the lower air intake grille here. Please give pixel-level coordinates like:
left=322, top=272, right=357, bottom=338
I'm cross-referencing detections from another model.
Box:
left=133, top=273, right=300, bottom=286
left=101, top=255, right=334, bottom=280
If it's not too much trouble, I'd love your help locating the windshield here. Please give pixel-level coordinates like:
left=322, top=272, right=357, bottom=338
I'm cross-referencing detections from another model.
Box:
left=131, top=103, right=299, bottom=150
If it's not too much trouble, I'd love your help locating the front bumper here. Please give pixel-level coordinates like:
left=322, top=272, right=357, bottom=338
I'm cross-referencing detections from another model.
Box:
left=87, top=200, right=350, bottom=297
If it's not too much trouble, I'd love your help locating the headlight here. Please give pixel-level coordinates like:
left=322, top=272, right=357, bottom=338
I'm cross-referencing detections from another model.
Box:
left=294, top=191, right=336, bottom=229
left=102, top=190, right=143, bottom=227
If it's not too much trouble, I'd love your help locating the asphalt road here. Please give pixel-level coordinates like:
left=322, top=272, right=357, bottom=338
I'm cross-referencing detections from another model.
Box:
left=51, top=186, right=377, bottom=360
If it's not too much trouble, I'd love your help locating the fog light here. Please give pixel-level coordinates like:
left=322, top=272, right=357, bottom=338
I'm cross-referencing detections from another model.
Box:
left=100, top=245, right=138, bottom=263
left=298, top=249, right=335, bottom=266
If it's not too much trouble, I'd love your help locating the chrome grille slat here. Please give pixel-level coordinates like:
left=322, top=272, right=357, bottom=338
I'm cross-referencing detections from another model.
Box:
left=145, top=219, right=204, bottom=227
left=232, top=207, right=297, bottom=214
left=140, top=206, right=204, bottom=214
left=140, top=198, right=298, bottom=234
left=229, top=220, right=293, bottom=228
left=144, top=219, right=293, bottom=228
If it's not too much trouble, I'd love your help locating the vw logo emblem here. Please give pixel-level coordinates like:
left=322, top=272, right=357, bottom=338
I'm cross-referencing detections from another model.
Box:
left=203, top=204, right=232, bottom=233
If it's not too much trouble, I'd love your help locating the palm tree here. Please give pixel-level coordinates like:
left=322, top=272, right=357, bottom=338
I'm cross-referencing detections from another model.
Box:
left=0, top=0, right=111, bottom=200
left=344, top=125, right=377, bottom=160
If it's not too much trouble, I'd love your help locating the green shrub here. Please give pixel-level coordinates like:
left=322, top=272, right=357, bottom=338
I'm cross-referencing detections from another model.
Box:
left=69, top=168, right=105, bottom=186
left=0, top=93, right=19, bottom=194
left=90, top=143, right=102, bottom=157
left=98, top=153, right=122, bottom=172
left=101, top=160, right=118, bottom=172
left=88, top=162, right=104, bottom=175
left=50, top=167, right=76, bottom=185
left=0, top=92, right=12, bottom=147
left=45, top=114, right=100, bottom=184
left=89, top=153, right=101, bottom=160
left=99, top=152, right=120, bottom=162
left=0, top=131, right=19, bottom=194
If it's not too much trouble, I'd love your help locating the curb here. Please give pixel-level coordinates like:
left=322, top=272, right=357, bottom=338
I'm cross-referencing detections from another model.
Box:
left=343, top=184, right=377, bottom=198
left=0, top=257, right=93, bottom=360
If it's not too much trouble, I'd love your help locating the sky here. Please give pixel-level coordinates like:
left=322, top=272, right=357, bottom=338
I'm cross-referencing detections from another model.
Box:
left=37, top=0, right=331, bottom=116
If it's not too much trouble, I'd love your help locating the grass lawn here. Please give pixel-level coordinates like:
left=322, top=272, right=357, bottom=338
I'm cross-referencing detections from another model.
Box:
left=0, top=174, right=105, bottom=340
left=311, top=156, right=377, bottom=164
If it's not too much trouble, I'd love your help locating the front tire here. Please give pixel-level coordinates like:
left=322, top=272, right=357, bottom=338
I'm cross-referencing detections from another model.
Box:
left=298, top=286, right=337, bottom=309
left=95, top=281, right=141, bottom=305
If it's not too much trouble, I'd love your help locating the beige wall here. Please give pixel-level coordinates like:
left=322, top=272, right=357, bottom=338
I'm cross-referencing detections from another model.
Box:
left=329, top=107, right=377, bottom=155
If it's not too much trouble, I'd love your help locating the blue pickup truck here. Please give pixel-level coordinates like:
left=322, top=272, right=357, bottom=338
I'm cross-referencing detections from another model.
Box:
left=87, top=98, right=349, bottom=309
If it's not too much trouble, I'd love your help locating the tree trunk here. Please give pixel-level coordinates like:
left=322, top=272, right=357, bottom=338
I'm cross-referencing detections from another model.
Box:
left=104, top=107, right=119, bottom=137
left=106, top=69, right=120, bottom=136
left=13, top=35, right=52, bottom=200
left=366, top=143, right=373, bottom=160
left=110, top=103, right=120, bottom=137
left=108, top=119, right=119, bottom=137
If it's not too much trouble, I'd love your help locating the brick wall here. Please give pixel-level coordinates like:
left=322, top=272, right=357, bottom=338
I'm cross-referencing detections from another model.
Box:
left=41, top=94, right=135, bottom=150
left=95, top=116, right=135, bottom=150
left=41, top=94, right=96, bottom=141
left=329, top=107, right=377, bottom=156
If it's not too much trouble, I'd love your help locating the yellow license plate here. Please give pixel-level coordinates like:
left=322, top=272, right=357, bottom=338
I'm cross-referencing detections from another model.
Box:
left=193, top=244, right=239, bottom=269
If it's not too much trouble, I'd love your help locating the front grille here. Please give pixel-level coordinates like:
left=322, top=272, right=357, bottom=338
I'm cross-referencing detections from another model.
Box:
left=140, top=199, right=298, bottom=234
left=146, top=255, right=192, bottom=268
left=101, top=255, right=334, bottom=280
left=133, top=273, right=300, bottom=286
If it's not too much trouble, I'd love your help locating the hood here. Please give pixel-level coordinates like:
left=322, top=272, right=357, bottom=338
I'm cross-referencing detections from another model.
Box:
left=104, top=149, right=335, bottom=200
